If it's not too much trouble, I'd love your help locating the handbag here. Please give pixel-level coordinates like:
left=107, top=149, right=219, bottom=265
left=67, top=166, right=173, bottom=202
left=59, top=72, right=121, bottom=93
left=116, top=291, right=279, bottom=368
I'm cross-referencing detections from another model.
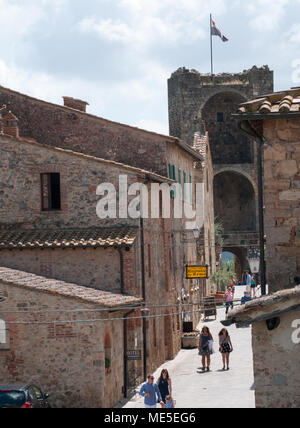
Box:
left=208, top=339, right=215, bottom=354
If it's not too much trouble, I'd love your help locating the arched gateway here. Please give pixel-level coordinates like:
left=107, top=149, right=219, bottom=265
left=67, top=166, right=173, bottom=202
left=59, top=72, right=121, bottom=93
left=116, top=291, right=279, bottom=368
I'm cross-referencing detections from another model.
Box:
left=168, top=66, right=274, bottom=280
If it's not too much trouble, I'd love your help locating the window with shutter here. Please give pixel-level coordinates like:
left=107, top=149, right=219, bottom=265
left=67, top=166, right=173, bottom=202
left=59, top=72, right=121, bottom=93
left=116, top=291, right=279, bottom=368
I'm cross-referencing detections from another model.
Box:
left=41, top=173, right=61, bottom=211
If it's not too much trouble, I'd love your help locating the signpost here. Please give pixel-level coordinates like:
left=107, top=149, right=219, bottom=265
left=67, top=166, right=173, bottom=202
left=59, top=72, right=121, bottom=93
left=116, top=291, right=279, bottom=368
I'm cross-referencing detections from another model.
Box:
left=186, top=265, right=208, bottom=279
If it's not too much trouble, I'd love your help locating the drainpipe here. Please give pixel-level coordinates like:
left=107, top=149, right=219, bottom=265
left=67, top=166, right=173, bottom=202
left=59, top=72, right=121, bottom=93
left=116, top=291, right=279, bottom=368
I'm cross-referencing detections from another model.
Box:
left=256, top=139, right=267, bottom=296
left=123, top=308, right=135, bottom=398
left=117, top=248, right=125, bottom=294
left=140, top=217, right=147, bottom=380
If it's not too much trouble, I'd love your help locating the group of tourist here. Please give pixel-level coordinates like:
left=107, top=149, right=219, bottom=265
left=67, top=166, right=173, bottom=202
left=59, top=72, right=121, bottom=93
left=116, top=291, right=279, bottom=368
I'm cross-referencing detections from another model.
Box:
left=198, top=326, right=233, bottom=372
left=139, top=326, right=234, bottom=408
left=139, top=273, right=264, bottom=408
left=224, top=271, right=258, bottom=316
left=139, top=370, right=173, bottom=409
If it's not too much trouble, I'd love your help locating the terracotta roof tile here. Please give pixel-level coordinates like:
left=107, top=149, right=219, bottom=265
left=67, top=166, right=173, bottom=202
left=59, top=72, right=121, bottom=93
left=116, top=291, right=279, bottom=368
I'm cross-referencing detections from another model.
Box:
left=236, top=87, right=300, bottom=117
left=222, top=285, right=300, bottom=327
left=0, top=267, right=143, bottom=308
left=0, top=227, right=138, bottom=250
left=193, top=132, right=208, bottom=168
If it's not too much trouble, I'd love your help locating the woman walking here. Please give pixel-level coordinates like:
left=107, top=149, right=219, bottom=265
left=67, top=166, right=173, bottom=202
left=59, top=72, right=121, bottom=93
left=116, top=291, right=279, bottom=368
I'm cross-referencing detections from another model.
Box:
left=157, top=369, right=172, bottom=404
left=219, top=328, right=233, bottom=371
left=198, top=326, right=213, bottom=372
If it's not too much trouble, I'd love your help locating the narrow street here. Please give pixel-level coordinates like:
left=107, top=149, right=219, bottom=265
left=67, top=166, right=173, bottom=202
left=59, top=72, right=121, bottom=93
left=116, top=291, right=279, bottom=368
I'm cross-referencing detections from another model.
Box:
left=119, top=286, right=256, bottom=409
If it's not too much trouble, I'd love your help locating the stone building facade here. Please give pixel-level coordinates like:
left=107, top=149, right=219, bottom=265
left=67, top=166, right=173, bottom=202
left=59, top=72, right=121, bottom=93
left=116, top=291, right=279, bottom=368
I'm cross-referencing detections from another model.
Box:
left=234, top=88, right=300, bottom=292
left=168, top=66, right=274, bottom=274
left=0, top=267, right=142, bottom=408
left=0, top=112, right=208, bottom=404
left=0, top=85, right=202, bottom=180
left=224, top=285, right=300, bottom=408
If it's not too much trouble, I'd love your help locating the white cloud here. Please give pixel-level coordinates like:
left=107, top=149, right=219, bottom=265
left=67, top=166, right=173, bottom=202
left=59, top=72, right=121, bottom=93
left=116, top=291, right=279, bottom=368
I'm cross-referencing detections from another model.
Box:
left=246, top=0, right=289, bottom=31
left=288, top=24, right=300, bottom=44
left=78, top=0, right=227, bottom=49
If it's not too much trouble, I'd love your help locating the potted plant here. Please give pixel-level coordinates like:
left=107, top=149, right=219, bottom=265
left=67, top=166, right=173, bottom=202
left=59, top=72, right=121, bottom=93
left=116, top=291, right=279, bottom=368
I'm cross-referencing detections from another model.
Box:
left=181, top=329, right=200, bottom=349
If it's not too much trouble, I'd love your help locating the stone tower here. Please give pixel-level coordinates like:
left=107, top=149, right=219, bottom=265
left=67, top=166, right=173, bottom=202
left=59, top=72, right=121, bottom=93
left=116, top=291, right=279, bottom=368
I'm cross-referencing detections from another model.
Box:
left=168, top=66, right=274, bottom=276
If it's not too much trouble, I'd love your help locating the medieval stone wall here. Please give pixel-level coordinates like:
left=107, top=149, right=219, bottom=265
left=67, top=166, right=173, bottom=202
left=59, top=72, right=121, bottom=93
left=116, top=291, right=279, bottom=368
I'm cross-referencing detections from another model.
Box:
left=252, top=310, right=300, bottom=408
left=0, top=85, right=192, bottom=179
left=263, top=117, right=300, bottom=291
left=168, top=66, right=274, bottom=147
left=0, top=280, right=126, bottom=408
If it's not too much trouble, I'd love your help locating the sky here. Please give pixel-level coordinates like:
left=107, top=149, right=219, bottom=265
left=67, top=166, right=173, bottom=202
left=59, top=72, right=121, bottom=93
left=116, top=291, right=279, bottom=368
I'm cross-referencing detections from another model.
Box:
left=0, top=0, right=300, bottom=135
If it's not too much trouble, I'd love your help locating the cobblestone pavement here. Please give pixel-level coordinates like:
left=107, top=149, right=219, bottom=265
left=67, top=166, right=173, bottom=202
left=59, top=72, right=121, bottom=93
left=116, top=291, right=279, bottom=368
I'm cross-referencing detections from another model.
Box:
left=118, top=286, right=256, bottom=409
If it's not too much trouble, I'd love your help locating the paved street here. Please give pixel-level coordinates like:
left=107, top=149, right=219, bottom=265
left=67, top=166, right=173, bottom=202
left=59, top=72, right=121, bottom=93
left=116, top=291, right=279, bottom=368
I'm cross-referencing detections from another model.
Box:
left=118, top=286, right=256, bottom=409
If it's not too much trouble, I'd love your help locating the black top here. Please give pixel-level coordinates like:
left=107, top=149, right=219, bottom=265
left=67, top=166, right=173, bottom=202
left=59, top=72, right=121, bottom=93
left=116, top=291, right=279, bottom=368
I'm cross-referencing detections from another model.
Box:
left=158, top=378, right=169, bottom=402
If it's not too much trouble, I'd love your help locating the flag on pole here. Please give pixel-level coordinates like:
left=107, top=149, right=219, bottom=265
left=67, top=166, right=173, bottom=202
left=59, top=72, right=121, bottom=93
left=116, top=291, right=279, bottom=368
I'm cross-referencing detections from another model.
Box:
left=211, top=17, right=228, bottom=42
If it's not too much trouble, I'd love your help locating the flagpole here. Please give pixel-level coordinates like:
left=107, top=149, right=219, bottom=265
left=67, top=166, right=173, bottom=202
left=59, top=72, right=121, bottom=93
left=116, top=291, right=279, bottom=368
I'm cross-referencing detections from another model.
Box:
left=210, top=14, right=213, bottom=78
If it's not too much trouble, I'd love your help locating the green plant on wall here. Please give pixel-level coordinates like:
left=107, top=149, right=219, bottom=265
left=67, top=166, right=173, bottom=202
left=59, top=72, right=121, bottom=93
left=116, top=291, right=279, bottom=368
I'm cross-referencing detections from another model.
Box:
left=215, top=219, right=224, bottom=248
left=211, top=260, right=236, bottom=292
left=105, top=358, right=111, bottom=369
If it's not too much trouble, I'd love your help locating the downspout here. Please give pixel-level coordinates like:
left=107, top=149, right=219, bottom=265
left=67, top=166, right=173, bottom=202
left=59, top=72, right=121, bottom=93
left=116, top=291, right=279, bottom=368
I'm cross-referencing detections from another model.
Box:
left=140, top=217, right=147, bottom=380
left=123, top=308, right=135, bottom=398
left=118, top=247, right=124, bottom=294
left=256, top=137, right=267, bottom=296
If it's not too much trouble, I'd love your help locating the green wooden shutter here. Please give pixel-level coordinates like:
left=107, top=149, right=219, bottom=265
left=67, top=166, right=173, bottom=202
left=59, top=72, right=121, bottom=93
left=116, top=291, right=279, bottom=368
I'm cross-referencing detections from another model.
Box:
left=178, top=168, right=182, bottom=200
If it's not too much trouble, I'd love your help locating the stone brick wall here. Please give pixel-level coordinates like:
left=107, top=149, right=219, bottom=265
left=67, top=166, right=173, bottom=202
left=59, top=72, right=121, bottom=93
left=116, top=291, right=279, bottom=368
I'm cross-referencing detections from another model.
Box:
left=0, top=248, right=123, bottom=294
left=263, top=118, right=300, bottom=291
left=0, top=133, right=201, bottom=381
left=168, top=66, right=274, bottom=148
left=0, top=85, right=196, bottom=180
left=0, top=281, right=126, bottom=408
left=168, top=66, right=271, bottom=267
left=252, top=310, right=300, bottom=408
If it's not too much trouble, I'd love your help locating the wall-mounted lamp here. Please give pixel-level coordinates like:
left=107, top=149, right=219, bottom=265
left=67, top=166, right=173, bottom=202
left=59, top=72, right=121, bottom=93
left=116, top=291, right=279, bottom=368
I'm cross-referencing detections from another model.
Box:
left=248, top=249, right=260, bottom=274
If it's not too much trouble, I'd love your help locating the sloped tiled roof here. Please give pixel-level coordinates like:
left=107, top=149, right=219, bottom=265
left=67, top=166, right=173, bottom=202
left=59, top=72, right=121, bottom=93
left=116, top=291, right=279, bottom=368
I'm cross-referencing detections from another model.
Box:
left=222, top=285, right=300, bottom=327
left=0, top=267, right=143, bottom=308
left=236, top=87, right=300, bottom=117
left=0, top=227, right=137, bottom=250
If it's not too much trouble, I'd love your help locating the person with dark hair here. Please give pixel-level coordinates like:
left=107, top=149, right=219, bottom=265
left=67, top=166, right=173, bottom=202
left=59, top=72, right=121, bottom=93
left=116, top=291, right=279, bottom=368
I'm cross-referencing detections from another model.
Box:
left=198, top=326, right=214, bottom=372
left=219, top=328, right=233, bottom=371
left=157, top=369, right=172, bottom=404
left=139, top=374, right=164, bottom=408
left=225, top=286, right=234, bottom=315
left=294, top=277, right=300, bottom=286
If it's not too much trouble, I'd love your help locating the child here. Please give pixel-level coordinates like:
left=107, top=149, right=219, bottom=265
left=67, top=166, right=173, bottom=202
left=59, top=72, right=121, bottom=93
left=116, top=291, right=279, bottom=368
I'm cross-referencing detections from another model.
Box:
left=241, top=291, right=251, bottom=305
left=165, top=395, right=175, bottom=408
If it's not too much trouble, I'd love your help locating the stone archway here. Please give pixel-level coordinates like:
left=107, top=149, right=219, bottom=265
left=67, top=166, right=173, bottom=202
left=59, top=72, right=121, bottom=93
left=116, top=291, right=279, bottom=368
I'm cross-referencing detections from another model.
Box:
left=214, top=171, right=256, bottom=233
left=214, top=171, right=258, bottom=279
left=222, top=248, right=246, bottom=282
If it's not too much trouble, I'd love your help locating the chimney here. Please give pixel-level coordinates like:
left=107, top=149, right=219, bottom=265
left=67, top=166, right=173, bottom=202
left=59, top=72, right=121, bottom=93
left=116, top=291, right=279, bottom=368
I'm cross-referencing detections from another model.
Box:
left=63, top=96, right=89, bottom=113
left=2, top=111, right=19, bottom=138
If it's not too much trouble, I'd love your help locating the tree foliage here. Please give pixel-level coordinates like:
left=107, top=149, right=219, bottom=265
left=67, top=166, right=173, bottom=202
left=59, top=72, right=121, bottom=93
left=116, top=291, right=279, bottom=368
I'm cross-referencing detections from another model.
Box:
left=211, top=260, right=236, bottom=292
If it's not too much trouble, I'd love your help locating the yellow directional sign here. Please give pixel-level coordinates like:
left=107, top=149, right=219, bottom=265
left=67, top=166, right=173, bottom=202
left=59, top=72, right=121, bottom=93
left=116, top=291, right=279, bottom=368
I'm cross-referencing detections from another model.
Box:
left=186, top=265, right=208, bottom=279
